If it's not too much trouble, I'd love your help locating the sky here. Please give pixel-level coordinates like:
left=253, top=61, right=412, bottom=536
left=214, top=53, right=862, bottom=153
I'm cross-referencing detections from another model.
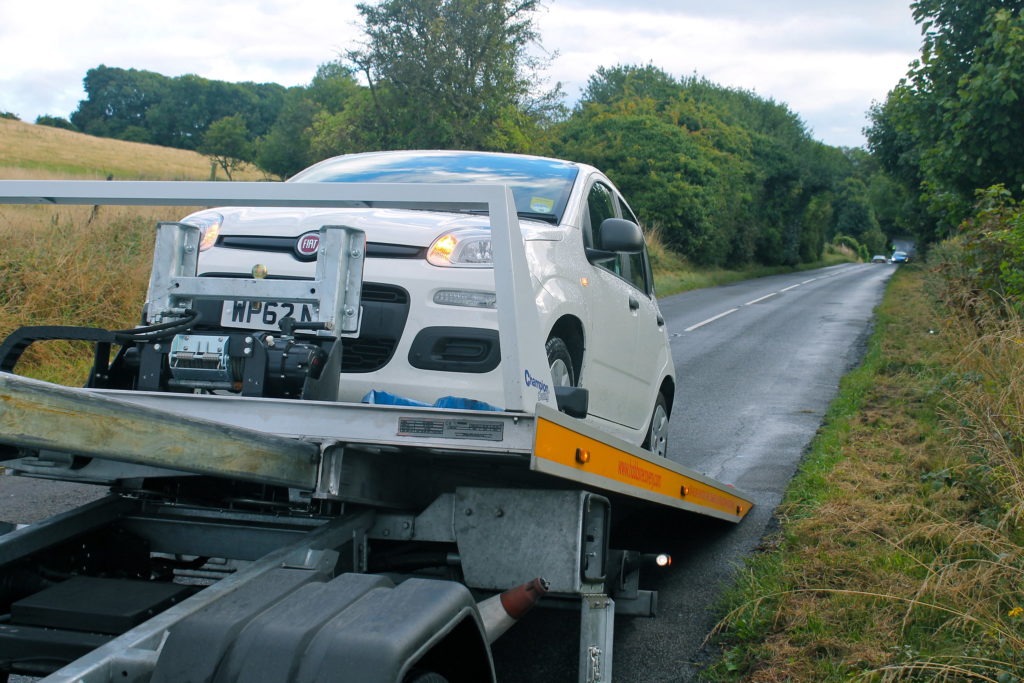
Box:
left=0, top=0, right=922, bottom=149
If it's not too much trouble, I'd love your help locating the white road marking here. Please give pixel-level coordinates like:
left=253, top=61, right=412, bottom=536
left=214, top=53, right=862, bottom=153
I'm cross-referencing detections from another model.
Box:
left=685, top=308, right=739, bottom=332
left=744, top=292, right=777, bottom=306
left=780, top=284, right=801, bottom=292
left=802, top=278, right=816, bottom=284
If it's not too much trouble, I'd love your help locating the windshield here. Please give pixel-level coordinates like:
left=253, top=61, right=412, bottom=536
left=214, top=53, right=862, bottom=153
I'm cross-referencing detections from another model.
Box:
left=290, top=151, right=578, bottom=224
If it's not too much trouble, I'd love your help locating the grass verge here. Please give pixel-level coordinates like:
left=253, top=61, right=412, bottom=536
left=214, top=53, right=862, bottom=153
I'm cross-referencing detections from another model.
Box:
left=647, top=227, right=857, bottom=297
left=703, top=264, right=1024, bottom=681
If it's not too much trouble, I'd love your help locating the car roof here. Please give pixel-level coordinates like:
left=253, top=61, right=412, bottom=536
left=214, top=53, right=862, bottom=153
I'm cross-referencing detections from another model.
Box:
left=292, top=149, right=599, bottom=179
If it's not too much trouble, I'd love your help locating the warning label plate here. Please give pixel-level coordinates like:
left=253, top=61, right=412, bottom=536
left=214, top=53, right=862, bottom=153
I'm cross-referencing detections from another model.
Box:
left=397, top=417, right=504, bottom=442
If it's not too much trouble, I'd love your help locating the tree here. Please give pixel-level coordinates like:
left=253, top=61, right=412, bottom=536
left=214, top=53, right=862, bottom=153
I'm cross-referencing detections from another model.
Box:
left=581, top=64, right=680, bottom=109
left=833, top=178, right=882, bottom=247
left=347, top=0, right=563, bottom=150
left=866, top=1, right=1024, bottom=245
left=71, top=66, right=169, bottom=141
left=256, top=90, right=319, bottom=179
left=200, top=115, right=252, bottom=180
left=35, top=115, right=77, bottom=131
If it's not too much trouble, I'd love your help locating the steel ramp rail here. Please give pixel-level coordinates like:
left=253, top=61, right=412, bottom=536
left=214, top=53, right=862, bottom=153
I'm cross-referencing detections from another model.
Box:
left=0, top=372, right=752, bottom=523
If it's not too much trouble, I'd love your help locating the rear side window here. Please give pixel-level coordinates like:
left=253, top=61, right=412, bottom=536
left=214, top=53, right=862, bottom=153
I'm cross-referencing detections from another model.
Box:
left=584, top=182, right=621, bottom=275
left=618, top=198, right=652, bottom=295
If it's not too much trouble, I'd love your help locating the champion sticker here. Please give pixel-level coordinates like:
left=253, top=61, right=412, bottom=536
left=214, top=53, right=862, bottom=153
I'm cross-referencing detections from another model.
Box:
left=524, top=369, right=550, bottom=402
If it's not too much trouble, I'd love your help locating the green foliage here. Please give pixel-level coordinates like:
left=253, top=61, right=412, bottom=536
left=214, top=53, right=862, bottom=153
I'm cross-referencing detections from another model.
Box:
left=346, top=0, right=562, bottom=151
left=54, top=13, right=880, bottom=271
left=0, top=112, right=19, bottom=120
left=554, top=66, right=852, bottom=268
left=34, top=115, right=77, bottom=131
left=70, top=65, right=287, bottom=152
left=947, top=185, right=1024, bottom=308
left=255, top=90, right=320, bottom=179
left=867, top=1, right=1024, bottom=247
left=200, top=115, right=252, bottom=180
left=832, top=234, right=863, bottom=254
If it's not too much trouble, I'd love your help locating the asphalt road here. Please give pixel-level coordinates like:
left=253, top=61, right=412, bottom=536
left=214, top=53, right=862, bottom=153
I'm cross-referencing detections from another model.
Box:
left=0, top=261, right=895, bottom=681
left=494, top=261, right=896, bottom=680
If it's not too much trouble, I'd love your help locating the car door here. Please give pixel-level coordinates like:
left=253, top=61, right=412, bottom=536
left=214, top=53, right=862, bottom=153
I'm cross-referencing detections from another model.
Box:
left=617, top=197, right=669, bottom=426
left=579, top=179, right=648, bottom=428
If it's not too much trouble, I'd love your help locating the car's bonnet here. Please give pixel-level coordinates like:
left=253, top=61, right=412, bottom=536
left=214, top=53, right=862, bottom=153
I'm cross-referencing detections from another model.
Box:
left=211, top=206, right=557, bottom=247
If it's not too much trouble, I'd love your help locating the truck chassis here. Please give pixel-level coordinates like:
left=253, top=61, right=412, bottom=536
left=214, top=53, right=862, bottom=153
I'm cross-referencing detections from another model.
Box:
left=0, top=180, right=752, bottom=682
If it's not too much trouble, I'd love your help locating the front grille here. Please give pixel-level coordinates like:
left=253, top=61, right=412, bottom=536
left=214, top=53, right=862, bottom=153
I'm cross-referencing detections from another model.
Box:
left=217, top=236, right=426, bottom=260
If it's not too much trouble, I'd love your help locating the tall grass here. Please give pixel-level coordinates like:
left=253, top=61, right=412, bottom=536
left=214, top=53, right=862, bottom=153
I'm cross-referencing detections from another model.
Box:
left=0, top=207, right=156, bottom=384
left=0, top=117, right=266, bottom=181
left=705, top=260, right=1024, bottom=681
left=0, top=118, right=267, bottom=384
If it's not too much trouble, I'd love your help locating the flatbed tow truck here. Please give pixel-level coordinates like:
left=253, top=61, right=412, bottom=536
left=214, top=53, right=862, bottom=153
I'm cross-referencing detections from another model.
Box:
left=0, top=181, right=752, bottom=682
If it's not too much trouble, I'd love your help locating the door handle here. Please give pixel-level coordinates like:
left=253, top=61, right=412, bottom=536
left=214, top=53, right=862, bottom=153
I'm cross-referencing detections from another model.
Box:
left=629, top=296, right=639, bottom=311
left=657, top=314, right=664, bottom=326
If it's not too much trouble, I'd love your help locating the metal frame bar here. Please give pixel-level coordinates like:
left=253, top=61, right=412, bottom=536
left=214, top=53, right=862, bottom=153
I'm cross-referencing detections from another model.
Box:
left=146, top=222, right=364, bottom=336
left=0, top=180, right=554, bottom=413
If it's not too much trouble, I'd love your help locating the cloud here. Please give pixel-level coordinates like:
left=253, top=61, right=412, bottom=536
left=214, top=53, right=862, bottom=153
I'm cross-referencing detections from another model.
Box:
left=539, top=2, right=919, bottom=146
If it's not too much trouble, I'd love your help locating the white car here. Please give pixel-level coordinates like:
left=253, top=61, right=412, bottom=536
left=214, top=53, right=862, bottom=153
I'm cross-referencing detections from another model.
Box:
left=183, top=151, right=675, bottom=455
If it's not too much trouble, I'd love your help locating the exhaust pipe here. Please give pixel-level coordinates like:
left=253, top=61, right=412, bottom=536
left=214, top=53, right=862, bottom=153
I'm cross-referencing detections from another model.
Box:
left=476, top=577, right=549, bottom=643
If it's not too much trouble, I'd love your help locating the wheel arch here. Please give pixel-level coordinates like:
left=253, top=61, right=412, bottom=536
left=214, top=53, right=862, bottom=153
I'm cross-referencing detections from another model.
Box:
left=546, top=314, right=584, bottom=383
left=658, top=375, right=676, bottom=416
left=405, top=612, right=495, bottom=683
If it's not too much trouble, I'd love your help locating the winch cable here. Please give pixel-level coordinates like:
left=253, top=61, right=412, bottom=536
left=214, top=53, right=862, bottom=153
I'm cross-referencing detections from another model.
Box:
left=113, top=309, right=201, bottom=343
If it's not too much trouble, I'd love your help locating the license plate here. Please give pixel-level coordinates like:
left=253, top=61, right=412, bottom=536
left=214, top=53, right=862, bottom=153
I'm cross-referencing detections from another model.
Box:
left=220, top=301, right=317, bottom=331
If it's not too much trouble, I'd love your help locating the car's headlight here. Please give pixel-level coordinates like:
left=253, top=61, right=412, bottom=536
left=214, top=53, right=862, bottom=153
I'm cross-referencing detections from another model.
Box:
left=427, top=229, right=493, bottom=267
left=181, top=210, right=224, bottom=252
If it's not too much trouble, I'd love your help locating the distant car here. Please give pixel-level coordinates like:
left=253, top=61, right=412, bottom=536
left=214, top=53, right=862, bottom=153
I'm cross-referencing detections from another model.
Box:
left=891, top=251, right=909, bottom=264
left=871, top=255, right=888, bottom=263
left=181, top=150, right=676, bottom=456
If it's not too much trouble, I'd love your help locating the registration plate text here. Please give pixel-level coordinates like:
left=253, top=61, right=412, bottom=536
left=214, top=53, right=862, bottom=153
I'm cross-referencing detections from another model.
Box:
left=220, top=301, right=316, bottom=331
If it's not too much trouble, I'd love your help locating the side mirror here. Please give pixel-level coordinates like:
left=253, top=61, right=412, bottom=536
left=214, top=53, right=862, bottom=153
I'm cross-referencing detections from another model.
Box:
left=599, top=218, right=644, bottom=253
left=585, top=218, right=644, bottom=264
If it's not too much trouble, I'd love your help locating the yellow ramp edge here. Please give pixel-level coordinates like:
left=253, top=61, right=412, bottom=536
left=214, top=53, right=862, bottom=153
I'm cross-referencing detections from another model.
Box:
left=530, top=404, right=753, bottom=523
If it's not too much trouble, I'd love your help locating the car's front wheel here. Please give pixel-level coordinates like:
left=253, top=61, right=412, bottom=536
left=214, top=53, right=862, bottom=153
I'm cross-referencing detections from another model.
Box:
left=643, top=393, right=670, bottom=457
left=545, top=336, right=576, bottom=387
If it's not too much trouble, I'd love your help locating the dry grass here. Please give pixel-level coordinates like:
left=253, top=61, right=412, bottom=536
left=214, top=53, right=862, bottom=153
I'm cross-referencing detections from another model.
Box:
left=706, top=265, right=1024, bottom=681
left=0, top=117, right=266, bottom=181
left=0, top=119, right=270, bottom=384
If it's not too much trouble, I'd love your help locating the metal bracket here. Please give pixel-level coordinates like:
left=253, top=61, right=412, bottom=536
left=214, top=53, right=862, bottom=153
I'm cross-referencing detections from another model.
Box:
left=580, top=594, right=614, bottom=683
left=145, top=222, right=365, bottom=338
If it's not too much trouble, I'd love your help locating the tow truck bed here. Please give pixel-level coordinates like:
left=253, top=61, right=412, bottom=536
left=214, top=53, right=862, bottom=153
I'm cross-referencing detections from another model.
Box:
left=0, top=179, right=751, bottom=682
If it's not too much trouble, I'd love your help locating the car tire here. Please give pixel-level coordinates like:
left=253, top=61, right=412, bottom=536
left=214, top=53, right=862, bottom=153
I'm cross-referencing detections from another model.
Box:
left=643, top=393, right=669, bottom=457
left=403, top=672, right=449, bottom=683
left=545, top=336, right=576, bottom=387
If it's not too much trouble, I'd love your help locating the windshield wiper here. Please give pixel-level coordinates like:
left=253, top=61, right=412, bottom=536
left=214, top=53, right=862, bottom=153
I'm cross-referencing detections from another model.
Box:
left=516, top=211, right=559, bottom=225
left=452, top=208, right=560, bottom=225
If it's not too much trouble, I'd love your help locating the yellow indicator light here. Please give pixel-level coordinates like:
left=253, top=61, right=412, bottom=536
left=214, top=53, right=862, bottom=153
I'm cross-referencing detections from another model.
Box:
left=199, top=222, right=220, bottom=251
left=575, top=448, right=591, bottom=464
left=580, top=277, right=589, bottom=287
left=252, top=264, right=268, bottom=279
left=429, top=234, right=458, bottom=263
left=736, top=505, right=743, bottom=515
left=680, top=486, right=688, bottom=497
